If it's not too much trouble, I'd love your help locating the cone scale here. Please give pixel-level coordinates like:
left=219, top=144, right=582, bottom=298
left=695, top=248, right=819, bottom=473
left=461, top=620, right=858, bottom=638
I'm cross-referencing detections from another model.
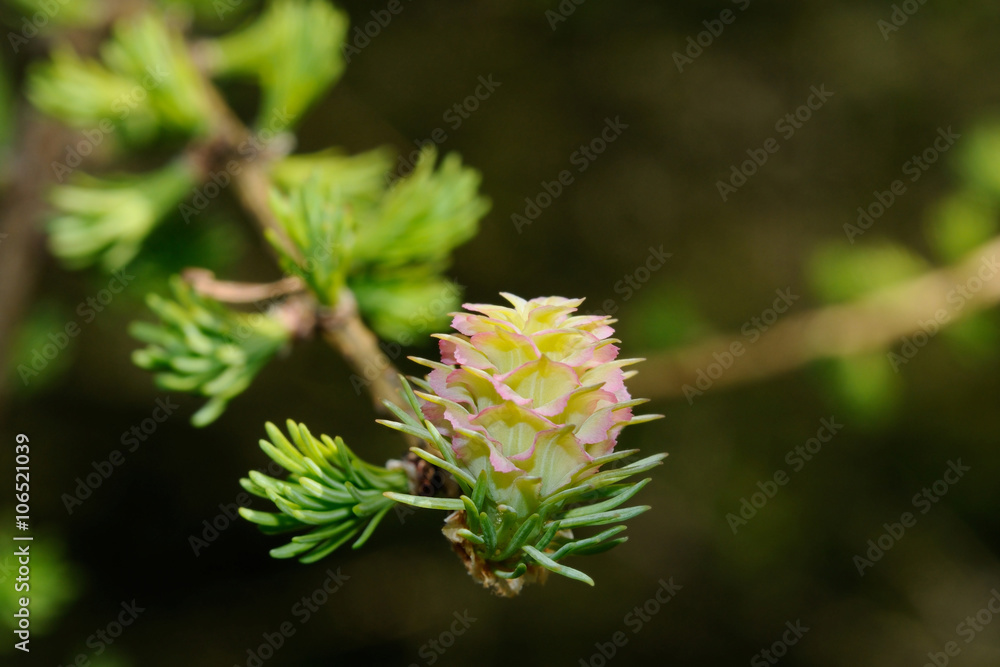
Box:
left=384, top=294, right=665, bottom=595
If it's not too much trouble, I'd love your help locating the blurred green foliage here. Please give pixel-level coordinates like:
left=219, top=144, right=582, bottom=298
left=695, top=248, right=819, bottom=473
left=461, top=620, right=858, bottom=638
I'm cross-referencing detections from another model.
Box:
left=925, top=190, right=998, bottom=263
left=271, top=147, right=488, bottom=342
left=5, top=301, right=74, bottom=394
left=619, top=286, right=712, bottom=350
left=0, top=60, right=12, bottom=160
left=48, top=160, right=199, bottom=271
left=207, top=0, right=348, bottom=129
left=130, top=277, right=291, bottom=426
left=0, top=523, right=80, bottom=651
left=941, top=311, right=1000, bottom=363
left=958, top=122, right=1000, bottom=199
left=28, top=14, right=211, bottom=142
left=4, top=0, right=1000, bottom=665
left=24, top=0, right=490, bottom=425
left=807, top=241, right=928, bottom=304
left=6, top=0, right=103, bottom=29
left=268, top=177, right=356, bottom=306
left=813, top=353, right=901, bottom=427
left=270, top=148, right=391, bottom=203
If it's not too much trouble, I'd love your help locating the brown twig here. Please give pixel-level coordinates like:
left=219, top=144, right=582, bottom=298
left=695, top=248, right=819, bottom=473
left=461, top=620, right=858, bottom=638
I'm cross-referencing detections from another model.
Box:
left=0, top=4, right=136, bottom=414
left=190, top=70, right=410, bottom=416
left=183, top=268, right=305, bottom=303
left=631, top=236, right=1000, bottom=401
left=0, top=109, right=74, bottom=412
left=184, top=265, right=411, bottom=415
left=319, top=289, right=409, bottom=414
left=190, top=75, right=299, bottom=259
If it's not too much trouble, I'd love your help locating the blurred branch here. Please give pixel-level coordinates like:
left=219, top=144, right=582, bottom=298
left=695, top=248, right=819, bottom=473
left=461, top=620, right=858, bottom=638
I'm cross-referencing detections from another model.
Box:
left=633, top=236, right=1000, bottom=400
left=183, top=268, right=304, bottom=303
left=189, top=70, right=410, bottom=416
left=182, top=270, right=407, bottom=415
left=320, top=289, right=406, bottom=414
left=0, top=5, right=137, bottom=411
left=192, top=82, right=298, bottom=258
left=0, top=109, right=74, bottom=410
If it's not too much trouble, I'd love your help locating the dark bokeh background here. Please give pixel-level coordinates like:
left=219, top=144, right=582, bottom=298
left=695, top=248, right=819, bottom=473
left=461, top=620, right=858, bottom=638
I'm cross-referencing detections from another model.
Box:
left=3, top=1, right=1000, bottom=665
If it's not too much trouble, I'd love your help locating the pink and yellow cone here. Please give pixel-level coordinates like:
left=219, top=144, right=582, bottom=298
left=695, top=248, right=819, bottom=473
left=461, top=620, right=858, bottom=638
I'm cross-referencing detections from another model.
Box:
left=396, top=294, right=664, bottom=594
left=417, top=294, right=655, bottom=505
